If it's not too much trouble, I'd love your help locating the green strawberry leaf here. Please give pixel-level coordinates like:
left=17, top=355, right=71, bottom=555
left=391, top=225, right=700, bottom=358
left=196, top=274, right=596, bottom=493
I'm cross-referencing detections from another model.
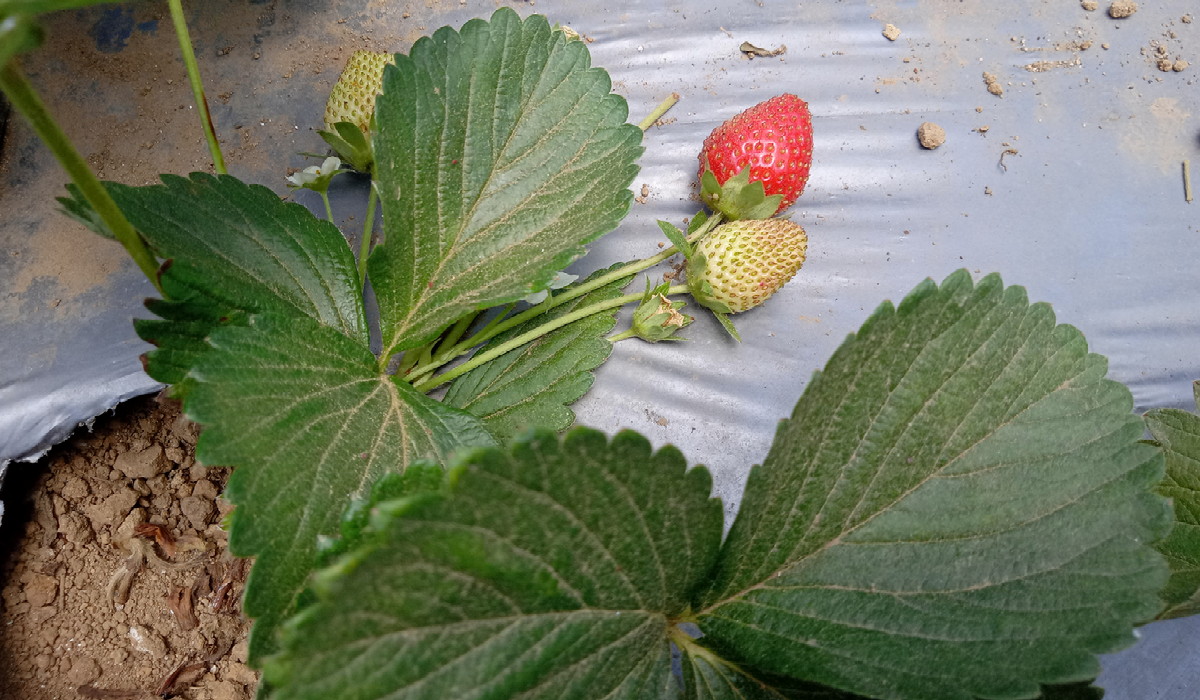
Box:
left=314, top=465, right=446, bottom=569
left=57, top=183, right=116, bottom=240
left=1144, top=380, right=1200, bottom=620
left=1039, top=684, right=1105, bottom=700
left=263, top=428, right=723, bottom=699
left=442, top=264, right=632, bottom=439
left=63, top=173, right=367, bottom=388
left=696, top=270, right=1171, bottom=700
left=106, top=174, right=365, bottom=339
left=187, top=313, right=496, bottom=663
left=679, top=645, right=866, bottom=699
left=133, top=294, right=247, bottom=389
left=368, top=7, right=643, bottom=356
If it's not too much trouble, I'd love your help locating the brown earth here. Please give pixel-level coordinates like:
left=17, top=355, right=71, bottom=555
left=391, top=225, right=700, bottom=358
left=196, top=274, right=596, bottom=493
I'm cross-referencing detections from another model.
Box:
left=0, top=396, right=255, bottom=700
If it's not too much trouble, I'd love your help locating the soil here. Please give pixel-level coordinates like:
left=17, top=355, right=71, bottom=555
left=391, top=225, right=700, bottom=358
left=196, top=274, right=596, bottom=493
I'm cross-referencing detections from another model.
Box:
left=0, top=396, right=255, bottom=700
left=917, top=122, right=947, bottom=149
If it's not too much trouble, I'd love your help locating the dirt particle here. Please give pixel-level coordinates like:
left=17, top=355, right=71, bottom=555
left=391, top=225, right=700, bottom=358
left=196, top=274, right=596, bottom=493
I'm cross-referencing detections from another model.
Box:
left=1081, top=0, right=1098, bottom=10
left=917, top=122, right=947, bottom=149
left=129, top=625, right=168, bottom=658
left=1108, top=1, right=1138, bottom=19
left=882, top=24, right=901, bottom=41
left=114, top=444, right=170, bottom=480
left=66, top=656, right=102, bottom=686
left=1174, top=59, right=1190, bottom=72
left=24, top=573, right=58, bottom=607
left=982, top=71, right=1004, bottom=96
left=181, top=495, right=217, bottom=530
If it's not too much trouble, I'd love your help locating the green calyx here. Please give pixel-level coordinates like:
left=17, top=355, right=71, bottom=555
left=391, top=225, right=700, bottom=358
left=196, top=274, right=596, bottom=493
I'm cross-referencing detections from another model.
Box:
left=628, top=278, right=693, bottom=342
left=318, top=119, right=374, bottom=174
left=685, top=252, right=742, bottom=342
left=699, top=164, right=783, bottom=221
left=685, top=252, right=732, bottom=315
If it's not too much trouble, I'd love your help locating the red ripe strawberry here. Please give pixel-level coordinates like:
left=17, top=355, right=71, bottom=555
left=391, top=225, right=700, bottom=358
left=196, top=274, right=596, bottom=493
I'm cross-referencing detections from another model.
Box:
left=698, top=94, right=813, bottom=219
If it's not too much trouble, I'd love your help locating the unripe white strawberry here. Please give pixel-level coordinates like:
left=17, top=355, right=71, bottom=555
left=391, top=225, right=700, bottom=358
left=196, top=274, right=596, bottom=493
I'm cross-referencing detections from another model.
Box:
left=323, top=50, right=394, bottom=135
left=687, top=219, right=808, bottom=314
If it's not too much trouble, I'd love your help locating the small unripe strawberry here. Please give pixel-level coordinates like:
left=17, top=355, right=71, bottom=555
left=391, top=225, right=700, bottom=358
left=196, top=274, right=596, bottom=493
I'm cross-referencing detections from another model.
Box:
left=687, top=219, right=808, bottom=313
left=699, top=94, right=814, bottom=219
left=324, top=50, right=394, bottom=135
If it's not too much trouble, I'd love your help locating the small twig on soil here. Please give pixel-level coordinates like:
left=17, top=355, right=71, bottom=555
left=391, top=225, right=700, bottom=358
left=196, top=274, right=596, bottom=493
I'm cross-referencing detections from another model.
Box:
left=998, top=148, right=1019, bottom=172
left=165, top=584, right=199, bottom=631
left=637, top=93, right=680, bottom=131
left=76, top=686, right=155, bottom=699
left=134, top=522, right=177, bottom=558
left=1184, top=160, right=1193, bottom=203
left=106, top=548, right=146, bottom=608
left=156, top=659, right=207, bottom=696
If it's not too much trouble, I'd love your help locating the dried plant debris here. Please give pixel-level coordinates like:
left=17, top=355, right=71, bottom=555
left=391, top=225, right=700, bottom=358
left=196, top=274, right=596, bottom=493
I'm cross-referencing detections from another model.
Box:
left=740, top=41, right=786, bottom=58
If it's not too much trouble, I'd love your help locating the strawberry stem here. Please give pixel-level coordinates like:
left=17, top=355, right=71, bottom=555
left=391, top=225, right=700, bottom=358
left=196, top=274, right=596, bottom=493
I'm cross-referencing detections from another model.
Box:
left=413, top=288, right=690, bottom=393
left=167, top=0, right=226, bottom=174
left=319, top=191, right=335, bottom=224
left=637, top=93, right=680, bottom=131
left=0, top=61, right=163, bottom=294
left=357, top=183, right=378, bottom=287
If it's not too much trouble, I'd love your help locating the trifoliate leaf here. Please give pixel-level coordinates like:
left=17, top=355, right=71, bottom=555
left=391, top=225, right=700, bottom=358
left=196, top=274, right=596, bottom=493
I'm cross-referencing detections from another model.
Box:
left=1144, top=385, right=1200, bottom=620
left=368, top=7, right=643, bottom=355
left=696, top=270, right=1171, bottom=700
left=265, top=428, right=723, bottom=699
left=442, top=264, right=632, bottom=438
left=187, top=313, right=495, bottom=663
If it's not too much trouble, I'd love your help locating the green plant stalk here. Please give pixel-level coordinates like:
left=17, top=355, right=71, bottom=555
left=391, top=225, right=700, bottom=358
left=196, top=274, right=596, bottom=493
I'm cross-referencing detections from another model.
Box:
left=437, top=312, right=481, bottom=356
left=319, top=191, right=335, bottom=223
left=0, top=62, right=163, bottom=294
left=168, top=0, right=226, bottom=174
left=637, top=92, right=680, bottom=131
left=358, top=183, right=378, bottom=286
left=421, top=212, right=723, bottom=371
left=412, top=285, right=689, bottom=393
left=606, top=328, right=639, bottom=343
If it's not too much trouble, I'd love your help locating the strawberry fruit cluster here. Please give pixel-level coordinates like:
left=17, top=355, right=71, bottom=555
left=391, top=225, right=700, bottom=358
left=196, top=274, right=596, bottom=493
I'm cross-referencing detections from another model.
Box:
left=689, top=94, right=813, bottom=318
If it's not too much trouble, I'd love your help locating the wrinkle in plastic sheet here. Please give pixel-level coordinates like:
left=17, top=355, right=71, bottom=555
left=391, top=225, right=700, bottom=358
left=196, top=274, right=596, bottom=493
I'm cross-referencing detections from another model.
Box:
left=0, top=1, right=1197, bottom=697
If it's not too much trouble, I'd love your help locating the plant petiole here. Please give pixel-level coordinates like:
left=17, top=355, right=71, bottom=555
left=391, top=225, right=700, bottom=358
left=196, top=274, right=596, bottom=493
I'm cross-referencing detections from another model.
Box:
left=320, top=190, right=335, bottom=223
left=0, top=62, right=163, bottom=293
left=426, top=213, right=723, bottom=370
left=357, top=182, right=378, bottom=286
left=606, top=328, right=638, bottom=343
left=413, top=285, right=688, bottom=393
left=167, top=0, right=226, bottom=174
left=637, top=92, right=680, bottom=131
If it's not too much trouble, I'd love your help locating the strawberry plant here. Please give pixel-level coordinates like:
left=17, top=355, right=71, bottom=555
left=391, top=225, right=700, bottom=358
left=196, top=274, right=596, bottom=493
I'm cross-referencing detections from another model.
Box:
left=3, top=4, right=1199, bottom=699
